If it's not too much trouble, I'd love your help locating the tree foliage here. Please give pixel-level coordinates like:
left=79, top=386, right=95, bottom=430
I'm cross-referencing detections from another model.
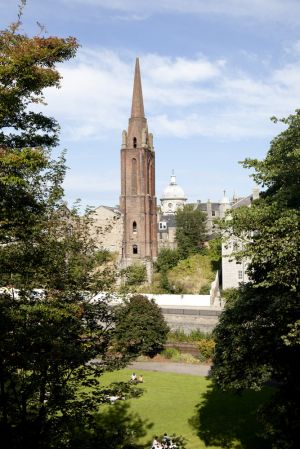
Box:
left=212, top=111, right=300, bottom=448
left=120, top=263, right=147, bottom=290
left=69, top=402, right=151, bottom=449
left=175, top=204, right=207, bottom=258
left=0, top=10, right=165, bottom=448
left=114, top=295, right=169, bottom=357
left=155, top=248, right=180, bottom=273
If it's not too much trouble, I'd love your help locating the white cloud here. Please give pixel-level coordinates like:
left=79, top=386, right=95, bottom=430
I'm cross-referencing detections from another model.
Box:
left=143, top=55, right=224, bottom=84
left=42, top=48, right=300, bottom=142
left=63, top=0, right=300, bottom=24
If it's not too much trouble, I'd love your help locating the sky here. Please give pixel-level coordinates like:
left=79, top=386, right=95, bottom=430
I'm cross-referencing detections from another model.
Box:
left=1, top=0, right=300, bottom=210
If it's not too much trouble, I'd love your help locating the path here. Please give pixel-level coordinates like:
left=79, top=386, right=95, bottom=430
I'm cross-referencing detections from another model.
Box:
left=128, top=361, right=211, bottom=377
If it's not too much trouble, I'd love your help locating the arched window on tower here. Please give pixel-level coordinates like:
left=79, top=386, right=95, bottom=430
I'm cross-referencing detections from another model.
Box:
left=133, top=137, right=137, bottom=148
left=133, top=221, right=137, bottom=233
left=147, top=160, right=153, bottom=195
left=132, top=158, right=137, bottom=194
left=133, top=244, right=138, bottom=254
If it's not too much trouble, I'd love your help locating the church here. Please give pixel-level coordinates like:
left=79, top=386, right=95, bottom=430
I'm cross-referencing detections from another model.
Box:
left=89, top=58, right=254, bottom=289
left=89, top=59, right=188, bottom=265
left=119, top=58, right=157, bottom=275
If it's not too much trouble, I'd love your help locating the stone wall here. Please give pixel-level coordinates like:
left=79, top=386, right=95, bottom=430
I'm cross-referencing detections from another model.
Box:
left=89, top=206, right=123, bottom=255
left=161, top=306, right=221, bottom=333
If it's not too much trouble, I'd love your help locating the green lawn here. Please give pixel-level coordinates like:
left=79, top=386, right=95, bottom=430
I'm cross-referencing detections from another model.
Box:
left=101, top=369, right=272, bottom=449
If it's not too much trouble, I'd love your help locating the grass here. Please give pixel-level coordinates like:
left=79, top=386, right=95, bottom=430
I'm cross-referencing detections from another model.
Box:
left=139, top=253, right=217, bottom=294
left=100, top=369, right=273, bottom=449
left=168, top=254, right=215, bottom=294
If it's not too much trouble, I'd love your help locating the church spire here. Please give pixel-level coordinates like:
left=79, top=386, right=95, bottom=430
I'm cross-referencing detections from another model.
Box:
left=131, top=57, right=145, bottom=118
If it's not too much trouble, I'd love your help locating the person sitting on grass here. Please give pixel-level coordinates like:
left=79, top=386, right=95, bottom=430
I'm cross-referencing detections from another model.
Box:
left=152, top=436, right=162, bottom=448
left=130, top=372, right=137, bottom=382
left=138, top=374, right=144, bottom=383
left=162, top=433, right=172, bottom=447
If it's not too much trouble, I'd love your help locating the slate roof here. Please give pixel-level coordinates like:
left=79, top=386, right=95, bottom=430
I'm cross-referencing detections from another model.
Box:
left=195, top=202, right=221, bottom=212
left=158, top=214, right=177, bottom=229
left=231, top=195, right=252, bottom=209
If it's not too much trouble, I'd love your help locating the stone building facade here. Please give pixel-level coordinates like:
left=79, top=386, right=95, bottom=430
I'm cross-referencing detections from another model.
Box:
left=88, top=205, right=122, bottom=254
left=119, top=58, right=158, bottom=269
left=196, top=194, right=230, bottom=235
left=221, top=188, right=259, bottom=289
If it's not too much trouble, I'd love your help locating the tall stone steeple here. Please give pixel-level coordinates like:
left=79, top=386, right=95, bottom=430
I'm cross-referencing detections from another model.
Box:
left=127, top=58, right=148, bottom=151
left=130, top=58, right=145, bottom=118
left=120, top=58, right=157, bottom=273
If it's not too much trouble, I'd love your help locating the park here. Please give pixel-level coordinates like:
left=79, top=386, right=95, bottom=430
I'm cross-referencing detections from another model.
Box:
left=0, top=1, right=299, bottom=449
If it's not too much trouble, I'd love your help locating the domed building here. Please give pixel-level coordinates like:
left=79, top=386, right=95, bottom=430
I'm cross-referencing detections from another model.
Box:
left=157, top=172, right=187, bottom=250
left=160, top=172, right=187, bottom=215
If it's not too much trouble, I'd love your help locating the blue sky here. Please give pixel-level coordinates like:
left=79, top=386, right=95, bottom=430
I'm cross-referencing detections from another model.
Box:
left=1, top=0, right=300, bottom=209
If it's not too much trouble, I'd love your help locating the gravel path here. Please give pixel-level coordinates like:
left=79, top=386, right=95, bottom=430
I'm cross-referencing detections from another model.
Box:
left=128, top=361, right=211, bottom=377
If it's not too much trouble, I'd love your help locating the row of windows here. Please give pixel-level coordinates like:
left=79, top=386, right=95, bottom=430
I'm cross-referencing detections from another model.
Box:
left=159, top=222, right=167, bottom=230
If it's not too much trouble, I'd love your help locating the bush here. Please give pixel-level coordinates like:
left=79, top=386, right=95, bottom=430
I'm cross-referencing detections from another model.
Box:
left=178, top=353, right=200, bottom=364
left=167, top=329, right=212, bottom=342
left=199, top=284, right=211, bottom=294
left=161, top=347, right=181, bottom=359
left=198, top=339, right=216, bottom=360
left=94, top=249, right=113, bottom=264
left=155, top=248, right=180, bottom=272
left=120, top=263, right=147, bottom=288
left=114, top=295, right=169, bottom=357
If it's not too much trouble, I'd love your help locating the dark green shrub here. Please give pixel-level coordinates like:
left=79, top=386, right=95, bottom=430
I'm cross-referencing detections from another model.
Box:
left=155, top=248, right=180, bottom=272
left=114, top=295, right=169, bottom=357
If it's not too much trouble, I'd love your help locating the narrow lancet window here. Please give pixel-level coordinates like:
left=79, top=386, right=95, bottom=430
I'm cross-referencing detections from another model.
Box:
left=132, top=158, right=137, bottom=194
left=133, top=221, right=137, bottom=233
left=133, top=245, right=138, bottom=254
left=133, top=137, right=137, bottom=148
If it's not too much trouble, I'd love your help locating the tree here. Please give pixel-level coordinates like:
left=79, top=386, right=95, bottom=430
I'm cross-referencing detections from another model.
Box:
left=0, top=8, right=165, bottom=448
left=212, top=111, right=300, bottom=449
left=154, top=248, right=180, bottom=273
left=70, top=402, right=151, bottom=449
left=175, top=204, right=207, bottom=258
left=114, top=295, right=169, bottom=358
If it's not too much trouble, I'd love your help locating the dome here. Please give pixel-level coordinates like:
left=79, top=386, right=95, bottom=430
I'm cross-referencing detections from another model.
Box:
left=161, top=174, right=186, bottom=200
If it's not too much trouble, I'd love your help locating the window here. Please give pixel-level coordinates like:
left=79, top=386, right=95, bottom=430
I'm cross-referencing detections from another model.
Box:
left=133, top=221, right=137, bottom=233
left=238, top=270, right=243, bottom=280
left=212, top=211, right=216, bottom=216
left=131, top=158, right=137, bottom=194
left=148, top=161, right=152, bottom=195
left=133, top=245, right=138, bottom=254
left=133, top=137, right=137, bottom=148
left=159, top=222, right=167, bottom=230
left=168, top=202, right=173, bottom=209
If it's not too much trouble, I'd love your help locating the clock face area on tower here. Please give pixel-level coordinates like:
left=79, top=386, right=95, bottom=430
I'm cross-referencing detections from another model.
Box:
left=119, top=58, right=158, bottom=264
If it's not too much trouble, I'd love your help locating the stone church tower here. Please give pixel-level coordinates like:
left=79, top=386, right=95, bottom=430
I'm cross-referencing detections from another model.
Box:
left=120, top=58, right=158, bottom=271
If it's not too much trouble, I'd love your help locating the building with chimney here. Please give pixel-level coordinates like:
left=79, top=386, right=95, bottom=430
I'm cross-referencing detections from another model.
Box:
left=119, top=58, right=158, bottom=273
